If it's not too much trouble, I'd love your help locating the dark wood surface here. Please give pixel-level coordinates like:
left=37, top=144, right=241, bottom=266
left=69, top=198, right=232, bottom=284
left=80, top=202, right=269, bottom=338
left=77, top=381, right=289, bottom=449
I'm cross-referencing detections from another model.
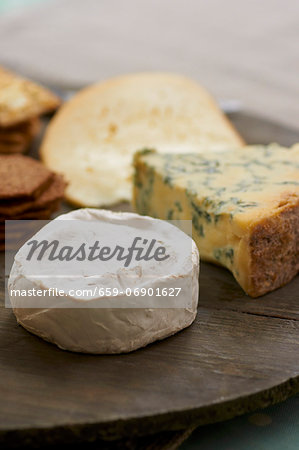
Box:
left=0, top=113, right=298, bottom=449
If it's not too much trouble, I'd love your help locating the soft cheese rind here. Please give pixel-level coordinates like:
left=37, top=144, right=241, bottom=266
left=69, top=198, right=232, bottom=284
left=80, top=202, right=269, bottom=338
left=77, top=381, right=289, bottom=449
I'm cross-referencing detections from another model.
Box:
left=133, top=144, right=299, bottom=297
left=9, top=209, right=199, bottom=353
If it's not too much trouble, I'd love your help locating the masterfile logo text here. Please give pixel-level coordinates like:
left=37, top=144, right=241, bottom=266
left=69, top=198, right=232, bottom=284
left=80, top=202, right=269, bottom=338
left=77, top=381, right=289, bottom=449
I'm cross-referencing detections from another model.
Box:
left=5, top=218, right=194, bottom=309
left=25, top=237, right=170, bottom=267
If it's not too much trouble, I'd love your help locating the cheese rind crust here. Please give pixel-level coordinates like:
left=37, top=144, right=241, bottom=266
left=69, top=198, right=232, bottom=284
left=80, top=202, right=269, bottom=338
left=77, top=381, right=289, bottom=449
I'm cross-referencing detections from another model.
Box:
left=133, top=144, right=299, bottom=297
left=9, top=209, right=199, bottom=354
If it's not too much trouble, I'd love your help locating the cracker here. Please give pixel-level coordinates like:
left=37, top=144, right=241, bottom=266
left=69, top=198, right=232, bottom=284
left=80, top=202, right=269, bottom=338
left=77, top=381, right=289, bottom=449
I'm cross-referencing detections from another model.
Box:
left=0, top=199, right=61, bottom=221
left=0, top=154, right=53, bottom=199
left=0, top=141, right=26, bottom=154
left=0, top=117, right=41, bottom=154
left=0, top=174, right=66, bottom=215
left=0, top=66, right=61, bottom=127
left=9, top=201, right=60, bottom=220
left=0, top=117, right=40, bottom=139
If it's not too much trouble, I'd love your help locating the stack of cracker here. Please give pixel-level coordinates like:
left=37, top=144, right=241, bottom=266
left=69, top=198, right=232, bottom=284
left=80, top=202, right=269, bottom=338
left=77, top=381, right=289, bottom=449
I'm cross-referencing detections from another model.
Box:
left=0, top=154, right=66, bottom=250
left=0, top=66, right=61, bottom=154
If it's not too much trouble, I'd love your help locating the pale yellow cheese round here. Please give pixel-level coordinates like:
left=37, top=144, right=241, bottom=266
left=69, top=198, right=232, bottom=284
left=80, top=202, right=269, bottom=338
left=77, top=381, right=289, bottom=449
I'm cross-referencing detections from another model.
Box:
left=40, top=73, right=243, bottom=207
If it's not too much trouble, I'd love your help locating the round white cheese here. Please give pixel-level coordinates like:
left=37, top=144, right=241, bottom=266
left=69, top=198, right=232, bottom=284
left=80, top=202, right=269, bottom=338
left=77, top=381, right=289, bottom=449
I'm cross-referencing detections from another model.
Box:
left=9, top=209, right=199, bottom=354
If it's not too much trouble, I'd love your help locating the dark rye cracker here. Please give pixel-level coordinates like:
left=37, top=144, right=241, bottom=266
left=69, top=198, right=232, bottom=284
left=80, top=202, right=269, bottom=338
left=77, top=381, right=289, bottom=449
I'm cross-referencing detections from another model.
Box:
left=0, top=118, right=41, bottom=143
left=10, top=201, right=61, bottom=219
left=0, top=174, right=66, bottom=216
left=0, top=118, right=41, bottom=154
left=0, top=154, right=53, bottom=200
left=0, top=200, right=62, bottom=250
left=0, top=201, right=60, bottom=221
left=0, top=141, right=26, bottom=154
left=0, top=219, right=43, bottom=240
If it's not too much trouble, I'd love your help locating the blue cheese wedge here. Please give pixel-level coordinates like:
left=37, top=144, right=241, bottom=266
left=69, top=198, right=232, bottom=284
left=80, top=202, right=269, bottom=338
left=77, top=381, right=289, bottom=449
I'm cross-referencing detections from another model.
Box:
left=133, top=144, right=299, bottom=297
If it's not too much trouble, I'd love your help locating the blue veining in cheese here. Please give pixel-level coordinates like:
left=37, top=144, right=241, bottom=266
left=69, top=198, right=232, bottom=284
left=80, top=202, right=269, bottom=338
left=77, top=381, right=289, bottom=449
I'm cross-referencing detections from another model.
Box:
left=133, top=144, right=299, bottom=297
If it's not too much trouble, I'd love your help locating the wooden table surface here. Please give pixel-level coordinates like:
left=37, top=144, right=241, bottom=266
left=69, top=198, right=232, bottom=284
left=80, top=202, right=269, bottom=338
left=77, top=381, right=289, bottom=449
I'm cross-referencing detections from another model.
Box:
left=0, top=112, right=298, bottom=449
left=0, top=0, right=298, bottom=130
left=0, top=3, right=298, bottom=447
left=1, top=248, right=298, bottom=449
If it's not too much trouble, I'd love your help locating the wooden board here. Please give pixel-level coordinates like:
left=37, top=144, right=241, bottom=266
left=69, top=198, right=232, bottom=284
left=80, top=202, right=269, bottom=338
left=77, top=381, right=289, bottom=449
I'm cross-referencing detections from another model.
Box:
left=0, top=112, right=298, bottom=449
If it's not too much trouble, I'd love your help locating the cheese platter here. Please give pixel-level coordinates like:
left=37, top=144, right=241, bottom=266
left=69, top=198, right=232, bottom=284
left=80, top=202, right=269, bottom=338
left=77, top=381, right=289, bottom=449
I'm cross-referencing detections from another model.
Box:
left=0, top=108, right=298, bottom=449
